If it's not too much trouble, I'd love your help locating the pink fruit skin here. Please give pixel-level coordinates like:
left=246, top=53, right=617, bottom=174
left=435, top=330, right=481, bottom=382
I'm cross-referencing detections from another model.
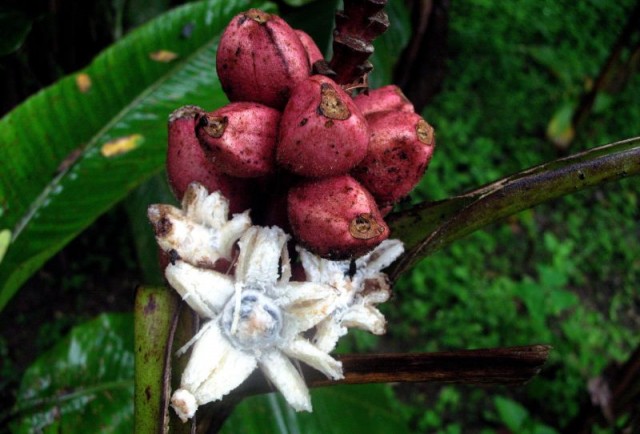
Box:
left=288, top=175, right=389, bottom=259
left=295, top=29, right=324, bottom=66
left=352, top=110, right=435, bottom=206
left=166, top=105, right=252, bottom=214
left=353, top=85, right=415, bottom=117
left=216, top=9, right=310, bottom=109
left=195, top=102, right=280, bottom=178
left=277, top=75, right=369, bottom=178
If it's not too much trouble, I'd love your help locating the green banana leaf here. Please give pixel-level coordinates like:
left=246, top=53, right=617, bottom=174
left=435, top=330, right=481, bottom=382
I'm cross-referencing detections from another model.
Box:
left=7, top=313, right=134, bottom=433
left=0, top=0, right=276, bottom=311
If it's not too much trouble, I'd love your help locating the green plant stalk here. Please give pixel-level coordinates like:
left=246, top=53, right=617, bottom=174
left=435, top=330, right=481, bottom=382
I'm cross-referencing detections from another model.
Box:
left=388, top=136, right=640, bottom=280
left=134, top=286, right=180, bottom=434
left=168, top=298, right=199, bottom=433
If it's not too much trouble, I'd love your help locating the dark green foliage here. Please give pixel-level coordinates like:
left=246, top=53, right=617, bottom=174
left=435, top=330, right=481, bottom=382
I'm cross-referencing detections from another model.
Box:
left=8, top=314, right=135, bottom=433
left=387, top=0, right=640, bottom=431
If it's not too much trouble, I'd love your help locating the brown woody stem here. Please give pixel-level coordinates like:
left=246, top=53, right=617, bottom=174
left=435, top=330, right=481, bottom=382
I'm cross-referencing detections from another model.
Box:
left=200, top=345, right=550, bottom=432
left=328, top=0, right=390, bottom=88
left=233, top=344, right=551, bottom=398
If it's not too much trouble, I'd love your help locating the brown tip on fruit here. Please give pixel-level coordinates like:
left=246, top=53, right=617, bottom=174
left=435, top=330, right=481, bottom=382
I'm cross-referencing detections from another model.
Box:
left=168, top=249, right=181, bottom=265
left=200, top=115, right=228, bottom=138
left=349, top=213, right=385, bottom=240
left=319, top=83, right=350, bottom=120
left=416, top=119, right=434, bottom=144
left=246, top=9, right=270, bottom=24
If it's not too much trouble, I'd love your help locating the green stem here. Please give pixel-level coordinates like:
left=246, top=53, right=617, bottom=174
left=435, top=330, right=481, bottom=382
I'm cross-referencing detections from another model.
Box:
left=388, top=136, right=640, bottom=280
left=134, top=286, right=180, bottom=434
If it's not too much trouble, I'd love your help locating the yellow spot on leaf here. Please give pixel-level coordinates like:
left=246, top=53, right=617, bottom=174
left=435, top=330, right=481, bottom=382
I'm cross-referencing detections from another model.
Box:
left=0, top=229, right=11, bottom=265
left=149, top=50, right=179, bottom=63
left=101, top=134, right=143, bottom=157
left=76, top=73, right=92, bottom=93
left=546, top=103, right=576, bottom=150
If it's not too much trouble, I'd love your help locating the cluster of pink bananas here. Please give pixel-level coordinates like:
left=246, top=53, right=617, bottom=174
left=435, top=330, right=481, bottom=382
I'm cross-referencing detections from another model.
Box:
left=166, top=8, right=435, bottom=259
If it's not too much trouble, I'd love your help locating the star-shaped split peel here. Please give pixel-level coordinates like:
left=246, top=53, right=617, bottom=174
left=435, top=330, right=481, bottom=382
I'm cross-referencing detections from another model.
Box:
left=147, top=182, right=404, bottom=421
left=298, top=239, right=404, bottom=353
left=165, top=226, right=343, bottom=421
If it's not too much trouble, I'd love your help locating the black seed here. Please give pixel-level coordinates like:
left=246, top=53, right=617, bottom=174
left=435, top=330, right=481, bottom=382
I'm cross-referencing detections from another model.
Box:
left=348, top=259, right=357, bottom=278
left=169, top=249, right=181, bottom=265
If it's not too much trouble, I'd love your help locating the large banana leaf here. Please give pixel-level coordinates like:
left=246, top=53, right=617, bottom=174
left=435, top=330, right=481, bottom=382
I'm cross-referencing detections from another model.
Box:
left=0, top=0, right=276, bottom=311
left=7, top=314, right=134, bottom=433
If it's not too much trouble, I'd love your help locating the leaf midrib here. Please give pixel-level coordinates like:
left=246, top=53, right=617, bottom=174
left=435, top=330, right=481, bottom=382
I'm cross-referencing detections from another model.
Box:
left=10, top=36, right=220, bottom=243
left=7, top=379, right=133, bottom=419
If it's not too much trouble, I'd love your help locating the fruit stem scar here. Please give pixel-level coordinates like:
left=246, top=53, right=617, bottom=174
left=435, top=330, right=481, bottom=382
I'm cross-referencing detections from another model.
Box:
left=416, top=119, right=434, bottom=144
left=349, top=213, right=385, bottom=239
left=201, top=115, right=228, bottom=138
left=319, top=83, right=351, bottom=120
left=246, top=9, right=270, bottom=24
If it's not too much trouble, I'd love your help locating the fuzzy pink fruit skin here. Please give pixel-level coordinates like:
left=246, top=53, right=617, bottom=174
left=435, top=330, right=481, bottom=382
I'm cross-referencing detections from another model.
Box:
left=216, top=9, right=310, bottom=109
left=295, top=29, right=324, bottom=66
left=352, top=110, right=436, bottom=206
left=353, top=85, right=415, bottom=117
left=277, top=75, right=369, bottom=178
left=195, top=102, right=280, bottom=178
left=288, top=175, right=389, bottom=259
left=166, top=105, right=252, bottom=213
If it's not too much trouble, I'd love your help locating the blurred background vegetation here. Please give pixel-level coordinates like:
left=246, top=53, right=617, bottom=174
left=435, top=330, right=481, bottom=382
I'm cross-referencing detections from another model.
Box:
left=0, top=0, right=638, bottom=432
